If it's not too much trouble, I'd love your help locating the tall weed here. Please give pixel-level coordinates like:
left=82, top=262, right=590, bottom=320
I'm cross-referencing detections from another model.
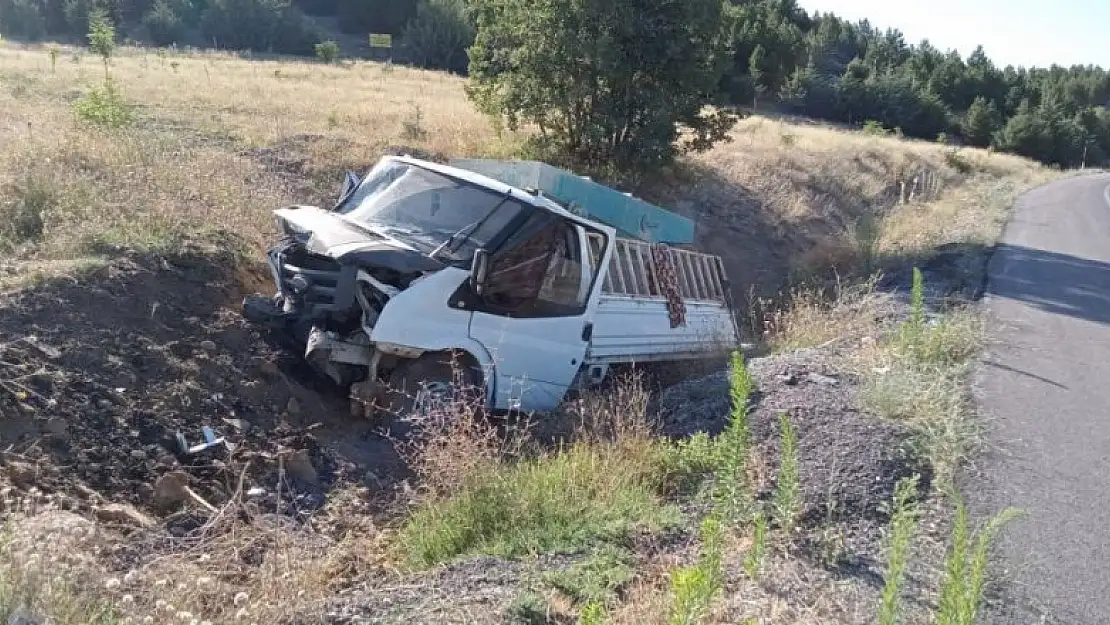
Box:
left=743, top=511, right=767, bottom=580
left=772, top=412, right=801, bottom=535
left=714, top=352, right=754, bottom=523
left=936, top=493, right=1024, bottom=625
left=667, top=515, right=725, bottom=625
left=878, top=475, right=921, bottom=625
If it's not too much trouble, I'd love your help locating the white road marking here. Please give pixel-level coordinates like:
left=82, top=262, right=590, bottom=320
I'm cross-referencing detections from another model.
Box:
left=1104, top=182, right=1110, bottom=210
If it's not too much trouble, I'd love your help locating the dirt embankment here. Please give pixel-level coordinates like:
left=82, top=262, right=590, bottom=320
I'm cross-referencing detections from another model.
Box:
left=0, top=249, right=406, bottom=528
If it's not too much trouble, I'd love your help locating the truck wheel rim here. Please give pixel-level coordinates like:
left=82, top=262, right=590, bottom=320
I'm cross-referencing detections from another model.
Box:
left=412, top=380, right=454, bottom=417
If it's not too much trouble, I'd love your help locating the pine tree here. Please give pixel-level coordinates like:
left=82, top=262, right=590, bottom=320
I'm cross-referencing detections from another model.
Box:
left=963, top=96, right=1000, bottom=147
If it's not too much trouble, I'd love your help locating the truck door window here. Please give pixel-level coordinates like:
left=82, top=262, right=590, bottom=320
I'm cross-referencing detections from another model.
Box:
left=483, top=214, right=587, bottom=316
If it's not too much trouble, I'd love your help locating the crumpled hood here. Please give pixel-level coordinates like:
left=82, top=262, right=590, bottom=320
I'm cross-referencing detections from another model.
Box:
left=274, top=206, right=445, bottom=273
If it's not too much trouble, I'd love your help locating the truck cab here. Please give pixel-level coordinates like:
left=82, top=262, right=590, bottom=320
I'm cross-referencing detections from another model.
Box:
left=243, top=155, right=738, bottom=418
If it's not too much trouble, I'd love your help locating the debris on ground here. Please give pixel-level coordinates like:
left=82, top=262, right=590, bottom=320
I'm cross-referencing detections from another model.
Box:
left=0, top=251, right=405, bottom=522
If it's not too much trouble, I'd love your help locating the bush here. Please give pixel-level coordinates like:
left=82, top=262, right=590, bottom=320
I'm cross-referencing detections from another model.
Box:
left=863, top=119, right=890, bottom=136
left=73, top=76, right=132, bottom=128
left=545, top=545, right=634, bottom=605
left=143, top=0, right=185, bottom=46
left=314, top=39, right=339, bottom=63
left=467, top=0, right=738, bottom=175
left=402, top=0, right=475, bottom=74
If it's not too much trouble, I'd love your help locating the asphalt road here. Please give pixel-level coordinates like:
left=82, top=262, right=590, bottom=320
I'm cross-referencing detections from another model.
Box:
left=972, top=172, right=1110, bottom=625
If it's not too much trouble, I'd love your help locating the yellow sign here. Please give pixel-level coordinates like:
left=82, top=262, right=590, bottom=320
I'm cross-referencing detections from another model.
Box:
left=369, top=33, right=392, bottom=48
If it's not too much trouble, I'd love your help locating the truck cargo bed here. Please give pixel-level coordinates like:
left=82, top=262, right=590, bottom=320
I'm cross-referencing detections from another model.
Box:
left=588, top=296, right=737, bottom=364
left=585, top=235, right=738, bottom=363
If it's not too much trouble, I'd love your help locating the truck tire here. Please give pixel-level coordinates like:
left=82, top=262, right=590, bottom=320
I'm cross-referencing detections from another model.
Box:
left=383, top=353, right=483, bottom=423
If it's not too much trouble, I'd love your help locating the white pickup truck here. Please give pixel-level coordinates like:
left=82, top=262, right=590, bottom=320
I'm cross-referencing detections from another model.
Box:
left=243, top=155, right=739, bottom=417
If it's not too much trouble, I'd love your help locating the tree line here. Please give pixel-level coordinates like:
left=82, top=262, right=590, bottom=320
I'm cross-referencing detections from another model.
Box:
left=2, top=0, right=1108, bottom=168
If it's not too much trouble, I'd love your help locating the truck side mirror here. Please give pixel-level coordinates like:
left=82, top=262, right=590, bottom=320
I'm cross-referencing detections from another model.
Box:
left=471, top=248, right=490, bottom=296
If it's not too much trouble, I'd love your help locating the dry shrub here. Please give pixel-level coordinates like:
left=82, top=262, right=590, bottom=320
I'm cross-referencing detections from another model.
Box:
left=794, top=235, right=867, bottom=280
left=393, top=390, right=529, bottom=498
left=762, top=277, right=893, bottom=351
left=563, top=369, right=657, bottom=446
left=0, top=479, right=389, bottom=625
left=100, top=486, right=387, bottom=625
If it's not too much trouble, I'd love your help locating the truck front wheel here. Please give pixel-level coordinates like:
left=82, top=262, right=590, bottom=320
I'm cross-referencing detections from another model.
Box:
left=383, top=353, right=484, bottom=423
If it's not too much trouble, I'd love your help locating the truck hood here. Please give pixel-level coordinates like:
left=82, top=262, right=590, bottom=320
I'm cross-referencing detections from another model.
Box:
left=274, top=206, right=446, bottom=274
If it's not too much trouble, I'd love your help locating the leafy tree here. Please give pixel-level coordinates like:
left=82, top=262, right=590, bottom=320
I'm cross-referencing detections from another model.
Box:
left=467, top=0, right=738, bottom=175
left=143, top=0, right=184, bottom=45
left=995, top=100, right=1049, bottom=162
left=314, top=38, right=339, bottom=62
left=963, top=96, right=1000, bottom=147
left=402, top=0, right=474, bottom=75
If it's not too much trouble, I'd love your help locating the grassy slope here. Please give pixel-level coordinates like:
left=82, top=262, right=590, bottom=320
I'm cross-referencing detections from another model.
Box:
left=0, top=41, right=1056, bottom=625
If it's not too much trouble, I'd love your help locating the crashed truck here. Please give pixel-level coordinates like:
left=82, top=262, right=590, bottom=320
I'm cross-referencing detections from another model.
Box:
left=242, top=155, right=740, bottom=418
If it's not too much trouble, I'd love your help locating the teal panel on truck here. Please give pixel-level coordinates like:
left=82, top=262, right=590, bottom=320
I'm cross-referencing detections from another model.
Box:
left=449, top=159, right=695, bottom=245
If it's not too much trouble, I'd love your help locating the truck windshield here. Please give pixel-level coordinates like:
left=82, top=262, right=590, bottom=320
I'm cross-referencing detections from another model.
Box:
left=335, top=160, right=525, bottom=260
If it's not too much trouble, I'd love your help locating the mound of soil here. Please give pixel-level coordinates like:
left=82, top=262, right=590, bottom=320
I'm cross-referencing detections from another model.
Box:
left=0, top=250, right=402, bottom=519
left=658, top=348, right=928, bottom=526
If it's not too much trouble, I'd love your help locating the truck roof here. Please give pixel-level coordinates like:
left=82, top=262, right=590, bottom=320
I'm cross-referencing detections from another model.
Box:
left=448, top=158, right=696, bottom=245
left=382, top=154, right=618, bottom=239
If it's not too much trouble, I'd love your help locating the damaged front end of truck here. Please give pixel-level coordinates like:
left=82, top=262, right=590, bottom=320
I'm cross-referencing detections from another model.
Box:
left=242, top=203, right=445, bottom=387
left=242, top=155, right=522, bottom=401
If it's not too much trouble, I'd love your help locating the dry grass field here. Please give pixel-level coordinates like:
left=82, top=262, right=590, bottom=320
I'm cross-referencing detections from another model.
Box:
left=0, top=41, right=1057, bottom=625
left=0, top=43, right=1049, bottom=296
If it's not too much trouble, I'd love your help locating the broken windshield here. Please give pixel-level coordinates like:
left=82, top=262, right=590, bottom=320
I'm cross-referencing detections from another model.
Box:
left=335, top=160, right=525, bottom=260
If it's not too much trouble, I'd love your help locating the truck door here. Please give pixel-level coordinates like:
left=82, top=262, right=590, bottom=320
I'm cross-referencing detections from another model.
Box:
left=465, top=212, right=605, bottom=412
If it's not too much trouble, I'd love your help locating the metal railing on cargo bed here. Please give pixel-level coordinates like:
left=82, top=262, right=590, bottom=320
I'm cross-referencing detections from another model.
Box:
left=587, top=234, right=729, bottom=304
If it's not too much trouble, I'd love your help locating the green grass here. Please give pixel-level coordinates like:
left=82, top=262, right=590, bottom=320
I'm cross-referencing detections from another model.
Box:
left=545, top=545, right=635, bottom=606
left=878, top=475, right=921, bottom=625
left=399, top=442, right=679, bottom=568
left=861, top=269, right=985, bottom=482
